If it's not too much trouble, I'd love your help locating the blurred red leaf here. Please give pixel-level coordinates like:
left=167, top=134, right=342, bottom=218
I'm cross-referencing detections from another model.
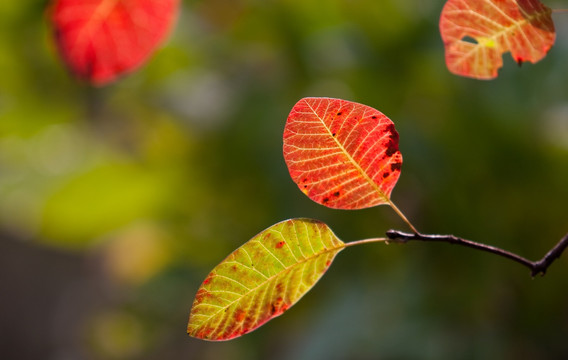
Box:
left=440, top=0, right=555, bottom=79
left=50, top=0, right=179, bottom=85
left=283, top=97, right=402, bottom=210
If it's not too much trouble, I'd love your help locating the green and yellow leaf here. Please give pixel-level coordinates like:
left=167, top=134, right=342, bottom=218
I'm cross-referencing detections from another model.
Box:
left=187, top=218, right=345, bottom=341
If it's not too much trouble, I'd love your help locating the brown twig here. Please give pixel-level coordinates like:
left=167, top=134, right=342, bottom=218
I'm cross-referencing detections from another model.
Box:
left=385, top=230, right=568, bottom=277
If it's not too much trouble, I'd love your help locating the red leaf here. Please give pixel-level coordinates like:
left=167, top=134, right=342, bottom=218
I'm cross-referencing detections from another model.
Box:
left=50, top=0, right=179, bottom=85
left=440, top=0, right=555, bottom=79
left=283, top=97, right=402, bottom=210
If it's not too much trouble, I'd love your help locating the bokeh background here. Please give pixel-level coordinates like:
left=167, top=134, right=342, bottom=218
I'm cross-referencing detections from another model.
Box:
left=1, top=0, right=568, bottom=359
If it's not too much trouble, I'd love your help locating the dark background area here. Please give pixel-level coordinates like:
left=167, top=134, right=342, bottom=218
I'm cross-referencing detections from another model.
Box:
left=1, top=0, right=568, bottom=359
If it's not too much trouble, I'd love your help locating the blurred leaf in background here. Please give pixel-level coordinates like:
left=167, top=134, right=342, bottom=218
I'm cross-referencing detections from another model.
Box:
left=1, top=0, right=568, bottom=359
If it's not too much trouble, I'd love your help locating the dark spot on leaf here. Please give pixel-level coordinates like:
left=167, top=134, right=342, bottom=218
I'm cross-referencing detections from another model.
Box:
left=271, top=301, right=289, bottom=315
left=322, top=197, right=330, bottom=203
left=332, top=132, right=336, bottom=137
left=276, top=241, right=285, bottom=249
left=382, top=172, right=390, bottom=178
left=461, top=35, right=478, bottom=44
left=270, top=297, right=287, bottom=315
left=231, top=265, right=238, bottom=271
left=517, top=58, right=523, bottom=66
left=333, top=191, right=340, bottom=197
left=371, top=115, right=377, bottom=119
left=385, top=142, right=398, bottom=156
left=337, top=112, right=342, bottom=116
left=386, top=124, right=399, bottom=141
left=391, top=162, right=402, bottom=171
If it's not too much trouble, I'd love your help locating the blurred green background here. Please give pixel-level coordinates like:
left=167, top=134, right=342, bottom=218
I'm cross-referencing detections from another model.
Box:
left=1, top=0, right=568, bottom=359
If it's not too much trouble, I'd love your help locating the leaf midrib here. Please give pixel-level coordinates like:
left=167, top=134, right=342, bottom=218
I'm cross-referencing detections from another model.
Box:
left=304, top=99, right=390, bottom=204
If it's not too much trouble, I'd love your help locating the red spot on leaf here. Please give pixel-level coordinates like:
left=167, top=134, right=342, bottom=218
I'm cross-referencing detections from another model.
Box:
left=196, top=327, right=213, bottom=338
left=194, top=288, right=208, bottom=302
left=276, top=241, right=285, bottom=249
left=326, top=260, right=332, bottom=267
left=235, top=309, right=246, bottom=322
